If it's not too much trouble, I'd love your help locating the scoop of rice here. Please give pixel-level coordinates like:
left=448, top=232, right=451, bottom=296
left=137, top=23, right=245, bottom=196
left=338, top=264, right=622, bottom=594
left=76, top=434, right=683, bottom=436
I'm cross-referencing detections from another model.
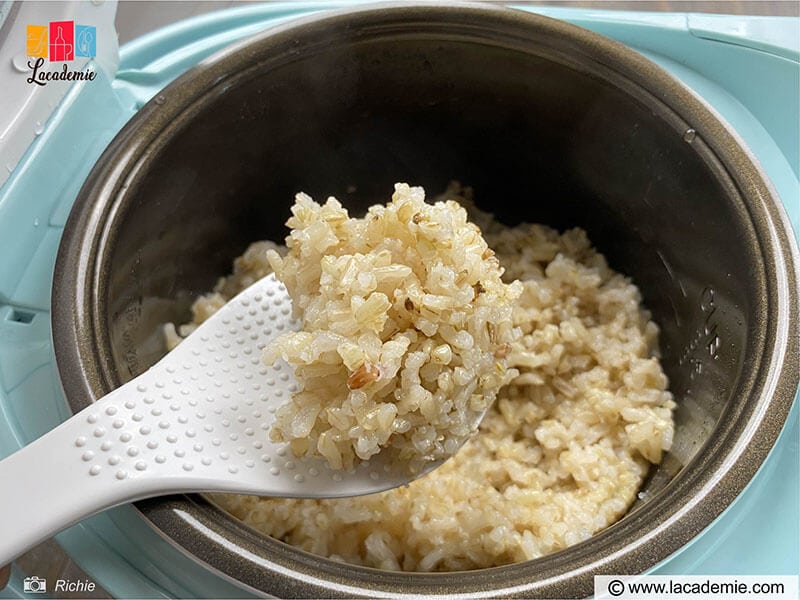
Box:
left=263, top=183, right=523, bottom=472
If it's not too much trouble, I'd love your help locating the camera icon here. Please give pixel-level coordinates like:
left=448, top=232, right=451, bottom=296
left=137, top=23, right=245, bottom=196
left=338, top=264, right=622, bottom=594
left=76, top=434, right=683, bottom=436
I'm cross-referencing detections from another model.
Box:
left=22, top=576, right=47, bottom=594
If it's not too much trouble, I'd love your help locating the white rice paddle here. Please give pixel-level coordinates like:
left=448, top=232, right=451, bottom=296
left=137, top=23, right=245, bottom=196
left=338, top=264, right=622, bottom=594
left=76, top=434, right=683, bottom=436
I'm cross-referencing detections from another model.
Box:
left=0, top=275, right=446, bottom=565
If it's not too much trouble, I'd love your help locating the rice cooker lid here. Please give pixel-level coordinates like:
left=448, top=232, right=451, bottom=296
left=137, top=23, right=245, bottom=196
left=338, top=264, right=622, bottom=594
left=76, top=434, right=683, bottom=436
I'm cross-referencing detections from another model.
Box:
left=0, top=0, right=119, bottom=189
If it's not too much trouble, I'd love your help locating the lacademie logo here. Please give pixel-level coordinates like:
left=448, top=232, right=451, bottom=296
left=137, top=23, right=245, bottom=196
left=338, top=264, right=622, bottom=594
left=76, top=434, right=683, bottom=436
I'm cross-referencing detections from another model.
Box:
left=25, top=20, right=97, bottom=86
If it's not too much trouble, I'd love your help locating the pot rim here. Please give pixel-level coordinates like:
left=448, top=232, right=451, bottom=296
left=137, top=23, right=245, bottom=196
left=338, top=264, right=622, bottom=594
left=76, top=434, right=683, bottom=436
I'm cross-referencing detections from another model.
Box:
left=51, top=2, right=800, bottom=598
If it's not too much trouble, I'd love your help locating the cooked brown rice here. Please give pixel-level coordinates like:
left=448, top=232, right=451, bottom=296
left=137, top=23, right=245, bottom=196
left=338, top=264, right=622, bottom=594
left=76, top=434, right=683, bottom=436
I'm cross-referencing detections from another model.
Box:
left=262, top=183, right=522, bottom=472
left=166, top=182, right=675, bottom=571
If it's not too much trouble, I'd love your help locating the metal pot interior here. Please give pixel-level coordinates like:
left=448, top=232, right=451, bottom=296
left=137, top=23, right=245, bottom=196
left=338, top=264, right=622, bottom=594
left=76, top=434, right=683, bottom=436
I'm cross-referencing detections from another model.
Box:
left=52, top=4, right=797, bottom=598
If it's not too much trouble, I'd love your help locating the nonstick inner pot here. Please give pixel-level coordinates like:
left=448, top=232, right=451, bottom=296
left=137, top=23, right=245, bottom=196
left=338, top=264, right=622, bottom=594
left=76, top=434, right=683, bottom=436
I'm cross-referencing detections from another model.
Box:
left=107, top=29, right=756, bottom=421
left=52, top=4, right=798, bottom=599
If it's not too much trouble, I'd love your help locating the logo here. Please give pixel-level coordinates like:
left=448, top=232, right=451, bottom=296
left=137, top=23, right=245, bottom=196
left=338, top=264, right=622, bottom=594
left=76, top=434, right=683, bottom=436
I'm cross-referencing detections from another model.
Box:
left=26, top=20, right=95, bottom=61
left=22, top=576, right=46, bottom=594
left=24, top=20, right=97, bottom=86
